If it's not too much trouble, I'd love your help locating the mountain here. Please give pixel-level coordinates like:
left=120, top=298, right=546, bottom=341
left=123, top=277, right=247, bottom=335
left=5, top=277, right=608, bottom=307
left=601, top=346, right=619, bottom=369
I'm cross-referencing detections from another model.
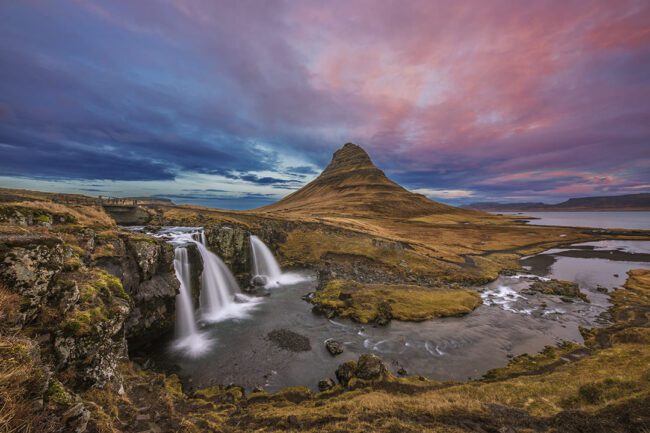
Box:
left=465, top=193, right=650, bottom=212
left=258, top=143, right=463, bottom=218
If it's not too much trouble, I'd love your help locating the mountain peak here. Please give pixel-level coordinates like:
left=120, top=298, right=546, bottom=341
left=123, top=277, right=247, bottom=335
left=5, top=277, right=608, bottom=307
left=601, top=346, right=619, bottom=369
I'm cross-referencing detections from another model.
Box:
left=257, top=142, right=462, bottom=218
left=328, top=143, right=373, bottom=171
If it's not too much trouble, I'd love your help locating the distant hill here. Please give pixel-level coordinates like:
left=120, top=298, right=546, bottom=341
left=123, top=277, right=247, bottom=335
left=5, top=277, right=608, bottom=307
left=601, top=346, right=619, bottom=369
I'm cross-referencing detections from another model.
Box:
left=465, top=193, right=650, bottom=212
left=257, top=143, right=469, bottom=218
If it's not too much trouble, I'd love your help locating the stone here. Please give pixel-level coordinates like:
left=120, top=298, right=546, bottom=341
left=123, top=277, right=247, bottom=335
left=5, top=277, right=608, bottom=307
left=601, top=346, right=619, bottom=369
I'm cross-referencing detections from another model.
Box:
left=318, top=378, right=335, bottom=391
left=325, top=339, right=344, bottom=356
left=375, top=301, right=392, bottom=326
left=251, top=275, right=267, bottom=287
left=335, top=361, right=357, bottom=386
left=354, top=354, right=387, bottom=380
left=62, top=402, right=91, bottom=433
left=267, top=329, right=311, bottom=352
left=397, top=367, right=407, bottom=376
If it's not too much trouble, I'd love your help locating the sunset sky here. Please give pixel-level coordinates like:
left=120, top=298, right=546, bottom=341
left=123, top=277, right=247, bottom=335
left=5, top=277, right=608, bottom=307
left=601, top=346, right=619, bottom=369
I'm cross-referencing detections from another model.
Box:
left=1, top=0, right=649, bottom=208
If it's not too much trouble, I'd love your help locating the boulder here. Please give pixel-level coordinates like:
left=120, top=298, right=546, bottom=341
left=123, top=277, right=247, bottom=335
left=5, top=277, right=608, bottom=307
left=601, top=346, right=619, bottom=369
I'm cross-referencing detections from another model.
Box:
left=325, top=339, right=344, bottom=356
left=318, top=378, right=336, bottom=392
left=335, top=361, right=357, bottom=386
left=354, top=354, right=387, bottom=380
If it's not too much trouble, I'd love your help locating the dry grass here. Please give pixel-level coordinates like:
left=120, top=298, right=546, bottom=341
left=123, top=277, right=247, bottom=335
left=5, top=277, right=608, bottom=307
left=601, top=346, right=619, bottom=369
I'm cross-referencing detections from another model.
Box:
left=9, top=201, right=115, bottom=228
left=313, top=280, right=481, bottom=323
left=0, top=337, right=63, bottom=433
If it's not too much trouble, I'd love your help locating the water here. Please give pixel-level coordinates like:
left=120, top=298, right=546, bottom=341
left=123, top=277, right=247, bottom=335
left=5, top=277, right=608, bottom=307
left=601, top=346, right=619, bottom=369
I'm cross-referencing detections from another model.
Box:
left=194, top=241, right=241, bottom=321
left=151, top=227, right=261, bottom=356
left=152, top=237, right=650, bottom=392
left=498, top=211, right=650, bottom=230
left=173, top=248, right=199, bottom=340
left=249, top=235, right=305, bottom=287
left=250, top=235, right=282, bottom=286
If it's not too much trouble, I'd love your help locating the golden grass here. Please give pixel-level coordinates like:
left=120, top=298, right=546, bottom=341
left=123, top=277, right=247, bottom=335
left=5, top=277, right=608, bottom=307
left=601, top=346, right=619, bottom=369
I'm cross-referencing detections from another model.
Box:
left=0, top=336, right=63, bottom=433
left=313, top=280, right=481, bottom=323
left=2, top=200, right=115, bottom=228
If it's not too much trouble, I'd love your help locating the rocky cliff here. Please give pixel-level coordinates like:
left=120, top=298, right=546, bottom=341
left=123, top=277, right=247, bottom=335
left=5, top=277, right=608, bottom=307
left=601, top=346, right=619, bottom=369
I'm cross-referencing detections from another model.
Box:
left=0, top=200, right=178, bottom=432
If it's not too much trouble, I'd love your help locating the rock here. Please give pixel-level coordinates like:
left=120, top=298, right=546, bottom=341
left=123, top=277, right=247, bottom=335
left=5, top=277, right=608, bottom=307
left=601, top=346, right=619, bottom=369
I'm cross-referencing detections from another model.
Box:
left=335, top=361, right=357, bottom=386
left=354, top=354, right=387, bottom=380
left=325, top=339, right=344, bottom=356
left=338, top=292, right=352, bottom=301
left=267, top=329, right=311, bottom=352
left=252, top=386, right=264, bottom=393
left=251, top=275, right=267, bottom=287
left=397, top=367, right=407, bottom=376
left=560, top=296, right=574, bottom=303
left=528, top=279, right=588, bottom=302
left=318, top=378, right=335, bottom=391
left=287, top=415, right=300, bottom=427
left=375, top=301, right=392, bottom=326
left=0, top=236, right=65, bottom=324
left=595, top=286, right=609, bottom=294
left=312, top=304, right=336, bottom=319
left=62, top=402, right=91, bottom=433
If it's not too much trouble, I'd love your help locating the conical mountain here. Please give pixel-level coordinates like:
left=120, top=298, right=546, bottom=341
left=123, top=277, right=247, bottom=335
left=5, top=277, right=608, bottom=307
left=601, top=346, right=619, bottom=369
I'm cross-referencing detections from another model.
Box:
left=259, top=143, right=464, bottom=218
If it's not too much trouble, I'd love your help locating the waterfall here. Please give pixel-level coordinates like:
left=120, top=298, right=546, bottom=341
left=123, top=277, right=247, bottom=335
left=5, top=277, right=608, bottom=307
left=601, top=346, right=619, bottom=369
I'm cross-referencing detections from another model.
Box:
left=174, top=247, right=198, bottom=339
left=250, top=235, right=282, bottom=286
left=193, top=241, right=241, bottom=321
left=171, top=243, right=210, bottom=356
left=157, top=227, right=261, bottom=355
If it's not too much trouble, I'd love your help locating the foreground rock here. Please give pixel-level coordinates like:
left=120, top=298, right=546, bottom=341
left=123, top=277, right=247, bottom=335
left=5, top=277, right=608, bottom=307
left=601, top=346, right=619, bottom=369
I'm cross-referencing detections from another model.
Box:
left=325, top=339, right=344, bottom=356
left=528, top=279, right=589, bottom=302
left=267, top=329, right=311, bottom=352
left=335, top=354, right=388, bottom=386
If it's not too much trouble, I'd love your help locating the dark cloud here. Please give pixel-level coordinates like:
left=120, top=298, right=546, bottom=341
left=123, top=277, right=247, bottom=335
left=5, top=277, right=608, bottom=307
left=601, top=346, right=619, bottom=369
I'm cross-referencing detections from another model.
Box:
left=0, top=1, right=648, bottom=206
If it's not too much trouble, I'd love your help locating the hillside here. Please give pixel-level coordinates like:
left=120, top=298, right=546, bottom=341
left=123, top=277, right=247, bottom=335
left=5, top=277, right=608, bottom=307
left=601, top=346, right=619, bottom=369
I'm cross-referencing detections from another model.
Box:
left=466, top=193, right=650, bottom=212
left=258, top=143, right=462, bottom=218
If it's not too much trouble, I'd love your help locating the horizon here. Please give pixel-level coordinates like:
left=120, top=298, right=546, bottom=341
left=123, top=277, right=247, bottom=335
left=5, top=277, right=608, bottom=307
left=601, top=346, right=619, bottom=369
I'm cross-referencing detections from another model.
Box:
left=1, top=1, right=649, bottom=209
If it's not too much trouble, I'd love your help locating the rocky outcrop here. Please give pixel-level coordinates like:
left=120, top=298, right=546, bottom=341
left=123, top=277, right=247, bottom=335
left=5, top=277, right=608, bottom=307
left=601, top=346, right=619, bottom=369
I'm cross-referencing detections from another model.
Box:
left=0, top=235, right=66, bottom=324
left=101, top=204, right=152, bottom=225
left=0, top=226, right=179, bottom=389
left=0, top=204, right=77, bottom=227
left=204, top=224, right=250, bottom=276
left=90, top=232, right=179, bottom=349
left=203, top=220, right=289, bottom=283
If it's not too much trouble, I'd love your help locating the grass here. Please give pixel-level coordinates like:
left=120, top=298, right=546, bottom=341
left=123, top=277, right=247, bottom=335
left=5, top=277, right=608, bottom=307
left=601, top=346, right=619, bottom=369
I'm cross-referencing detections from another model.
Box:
left=313, top=279, right=481, bottom=323
left=0, top=336, right=64, bottom=433
left=1, top=200, right=115, bottom=228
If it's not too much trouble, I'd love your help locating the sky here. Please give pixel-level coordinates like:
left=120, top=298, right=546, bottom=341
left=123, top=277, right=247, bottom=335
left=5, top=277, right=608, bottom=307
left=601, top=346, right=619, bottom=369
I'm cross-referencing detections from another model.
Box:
left=1, top=0, right=649, bottom=209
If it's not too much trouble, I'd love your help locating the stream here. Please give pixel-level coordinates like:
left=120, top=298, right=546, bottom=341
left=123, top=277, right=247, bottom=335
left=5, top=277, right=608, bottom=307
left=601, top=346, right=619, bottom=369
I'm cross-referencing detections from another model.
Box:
left=148, top=233, right=650, bottom=392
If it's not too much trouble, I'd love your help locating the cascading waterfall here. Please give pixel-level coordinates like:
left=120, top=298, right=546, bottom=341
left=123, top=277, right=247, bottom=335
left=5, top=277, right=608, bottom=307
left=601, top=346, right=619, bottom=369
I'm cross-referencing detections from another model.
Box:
left=171, top=241, right=210, bottom=356
left=154, top=226, right=263, bottom=355
left=193, top=241, right=242, bottom=321
left=250, top=235, right=282, bottom=287
left=173, top=246, right=198, bottom=340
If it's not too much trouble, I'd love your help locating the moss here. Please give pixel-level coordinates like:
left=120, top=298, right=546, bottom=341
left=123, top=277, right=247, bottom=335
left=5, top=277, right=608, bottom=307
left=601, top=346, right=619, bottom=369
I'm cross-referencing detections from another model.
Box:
left=34, top=214, right=51, bottom=223
left=312, top=280, right=481, bottom=323
left=483, top=341, right=584, bottom=380
left=46, top=379, right=74, bottom=406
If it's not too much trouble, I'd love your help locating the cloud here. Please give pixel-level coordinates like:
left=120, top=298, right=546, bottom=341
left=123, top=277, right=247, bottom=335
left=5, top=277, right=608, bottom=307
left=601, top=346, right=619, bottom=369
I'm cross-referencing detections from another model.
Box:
left=0, top=0, right=648, bottom=207
left=411, top=188, right=475, bottom=199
